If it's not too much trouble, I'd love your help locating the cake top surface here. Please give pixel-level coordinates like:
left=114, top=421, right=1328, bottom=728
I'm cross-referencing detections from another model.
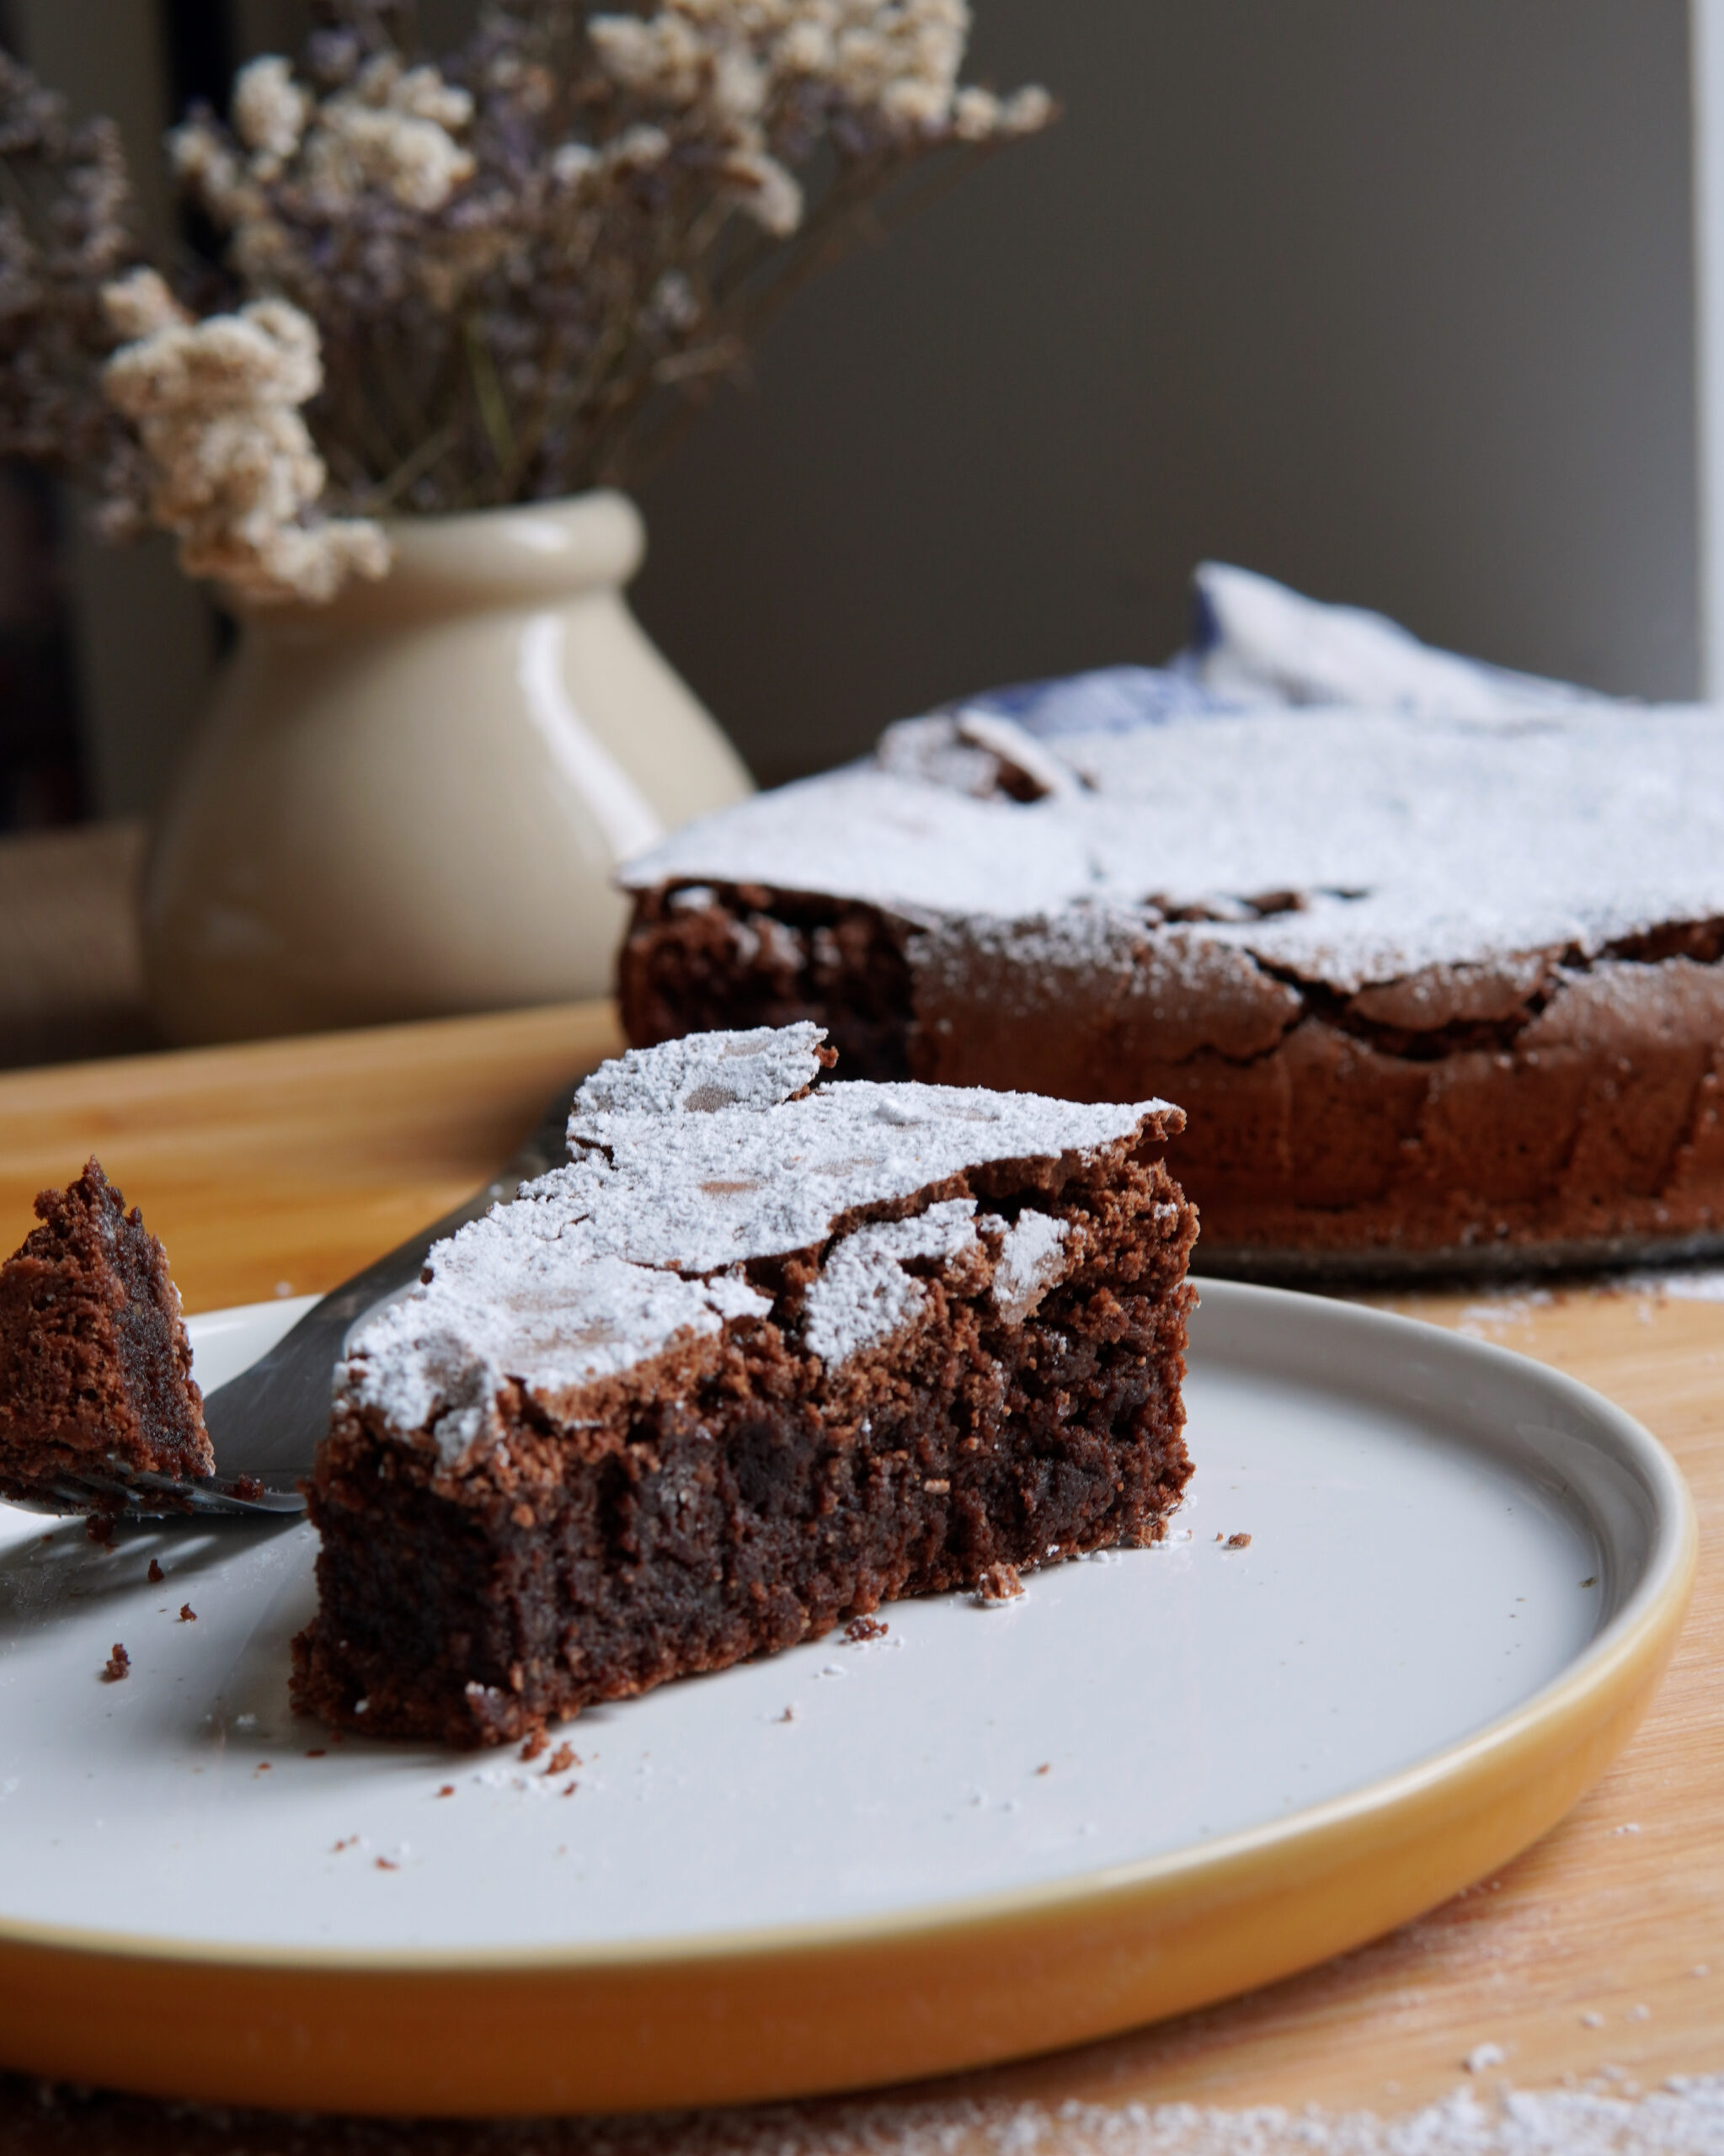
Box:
left=341, top=1027, right=1172, bottom=1460
left=617, top=556, right=1724, bottom=994
left=619, top=699, right=1724, bottom=990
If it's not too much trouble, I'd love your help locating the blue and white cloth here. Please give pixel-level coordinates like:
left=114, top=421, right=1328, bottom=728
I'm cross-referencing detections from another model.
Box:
left=945, top=563, right=1611, bottom=740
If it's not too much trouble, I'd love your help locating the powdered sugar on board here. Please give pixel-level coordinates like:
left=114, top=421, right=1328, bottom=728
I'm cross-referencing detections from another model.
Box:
left=341, top=1025, right=1173, bottom=1454
left=622, top=702, right=1724, bottom=994
left=56, top=2070, right=1724, bottom=2151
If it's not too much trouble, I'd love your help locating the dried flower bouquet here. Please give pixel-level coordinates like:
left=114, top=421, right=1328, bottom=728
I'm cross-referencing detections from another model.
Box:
left=0, top=1, right=1051, bottom=605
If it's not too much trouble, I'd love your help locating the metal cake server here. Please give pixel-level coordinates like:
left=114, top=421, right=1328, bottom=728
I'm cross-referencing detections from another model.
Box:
left=21, top=1081, right=579, bottom=1524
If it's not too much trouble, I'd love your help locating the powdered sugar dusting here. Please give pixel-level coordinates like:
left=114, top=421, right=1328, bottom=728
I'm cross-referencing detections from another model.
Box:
left=125, top=2072, right=1724, bottom=2152
left=993, top=1209, right=1077, bottom=1324
left=340, top=1028, right=1171, bottom=1457
left=556, top=1062, right=1166, bottom=1278
left=804, top=1199, right=981, bottom=1366
left=622, top=704, right=1724, bottom=995
left=574, top=1022, right=826, bottom=1123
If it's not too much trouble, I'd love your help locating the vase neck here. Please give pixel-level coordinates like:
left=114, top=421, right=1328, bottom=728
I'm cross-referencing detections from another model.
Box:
left=238, top=491, right=645, bottom=629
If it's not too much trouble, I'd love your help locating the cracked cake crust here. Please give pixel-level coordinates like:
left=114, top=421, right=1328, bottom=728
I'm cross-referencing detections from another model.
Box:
left=619, top=703, right=1724, bottom=1273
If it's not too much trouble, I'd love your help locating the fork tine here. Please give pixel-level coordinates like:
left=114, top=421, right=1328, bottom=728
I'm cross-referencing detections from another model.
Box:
left=5, top=1465, right=303, bottom=1520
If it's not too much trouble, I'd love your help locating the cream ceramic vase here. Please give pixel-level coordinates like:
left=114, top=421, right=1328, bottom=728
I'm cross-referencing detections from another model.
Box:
left=142, top=492, right=751, bottom=1046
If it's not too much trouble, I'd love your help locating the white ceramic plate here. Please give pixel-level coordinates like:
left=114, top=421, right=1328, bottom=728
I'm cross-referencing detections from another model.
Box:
left=0, top=1280, right=1693, bottom=2114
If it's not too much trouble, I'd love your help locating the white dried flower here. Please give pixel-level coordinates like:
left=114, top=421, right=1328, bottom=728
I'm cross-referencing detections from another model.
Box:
left=646, top=268, right=701, bottom=332
left=231, top=56, right=310, bottom=173
left=727, top=149, right=802, bottom=235
left=949, top=85, right=998, bottom=140
left=99, top=266, right=188, bottom=343
left=603, top=123, right=674, bottom=173
left=302, top=102, right=475, bottom=212
left=168, top=119, right=260, bottom=226
left=104, top=296, right=321, bottom=413
left=100, top=291, right=388, bottom=605
left=998, top=84, right=1055, bottom=134
left=389, top=65, right=474, bottom=134
left=712, top=45, right=767, bottom=123
left=550, top=140, right=600, bottom=188
left=228, top=211, right=298, bottom=293
left=878, top=76, right=951, bottom=132
left=350, top=53, right=403, bottom=108
left=590, top=15, right=707, bottom=103
left=289, top=53, right=476, bottom=212
left=776, top=20, right=836, bottom=74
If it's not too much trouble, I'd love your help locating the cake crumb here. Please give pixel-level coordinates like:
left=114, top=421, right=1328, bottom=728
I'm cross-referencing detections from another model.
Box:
left=1466, top=2043, right=1507, bottom=2073
left=436, top=1785, right=455, bottom=1797
left=561, top=1780, right=579, bottom=1796
left=178, top=1603, right=197, bottom=1622
left=332, top=1836, right=357, bottom=1851
left=306, top=1748, right=327, bottom=1758
left=545, top=1743, right=577, bottom=1774
left=147, top=1558, right=164, bottom=1583
left=1034, top=1762, right=1051, bottom=1776
left=100, top=1642, right=130, bottom=1682
left=374, top=1855, right=398, bottom=1870
left=777, top=1706, right=796, bottom=1722
left=232, top=1476, right=264, bottom=1501
left=844, top=1615, right=889, bottom=1642
left=254, top=1762, right=271, bottom=1773
left=86, top=1515, right=115, bottom=1546
left=976, top=1561, right=1022, bottom=1604
left=520, top=1729, right=547, bottom=1762
left=1225, top=1531, right=1252, bottom=1549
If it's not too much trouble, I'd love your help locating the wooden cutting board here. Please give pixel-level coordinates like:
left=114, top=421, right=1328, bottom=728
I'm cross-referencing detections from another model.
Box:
left=0, top=1000, right=1719, bottom=2143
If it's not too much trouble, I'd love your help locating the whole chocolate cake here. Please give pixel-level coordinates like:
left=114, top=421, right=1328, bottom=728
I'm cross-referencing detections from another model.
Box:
left=293, top=1025, right=1196, bottom=1747
left=619, top=574, right=1724, bottom=1275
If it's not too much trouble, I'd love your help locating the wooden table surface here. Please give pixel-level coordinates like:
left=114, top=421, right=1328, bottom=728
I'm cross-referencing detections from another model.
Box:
left=0, top=1001, right=1720, bottom=2150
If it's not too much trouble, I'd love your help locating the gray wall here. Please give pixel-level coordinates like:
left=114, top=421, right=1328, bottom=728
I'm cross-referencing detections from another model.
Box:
left=13, top=2, right=1705, bottom=803
left=633, top=1, right=1701, bottom=782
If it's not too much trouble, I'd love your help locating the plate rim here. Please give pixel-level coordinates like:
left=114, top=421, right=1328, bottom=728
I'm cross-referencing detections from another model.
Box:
left=0, top=1278, right=1697, bottom=2115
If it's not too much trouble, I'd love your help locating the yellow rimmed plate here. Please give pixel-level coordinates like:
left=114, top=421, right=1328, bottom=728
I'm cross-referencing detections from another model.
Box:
left=0, top=1280, right=1694, bottom=2116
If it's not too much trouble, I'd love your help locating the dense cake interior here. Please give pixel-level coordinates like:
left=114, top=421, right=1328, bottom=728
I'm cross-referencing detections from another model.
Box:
left=0, top=1158, right=211, bottom=1503
left=292, top=1027, right=1196, bottom=1747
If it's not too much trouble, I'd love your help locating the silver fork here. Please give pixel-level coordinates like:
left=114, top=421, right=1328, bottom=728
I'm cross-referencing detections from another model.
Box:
left=20, top=1082, right=579, bottom=1522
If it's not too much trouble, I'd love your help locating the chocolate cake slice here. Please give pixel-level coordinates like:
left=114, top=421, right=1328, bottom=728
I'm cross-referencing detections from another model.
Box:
left=291, top=1025, right=1196, bottom=1748
left=0, top=1159, right=212, bottom=1508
